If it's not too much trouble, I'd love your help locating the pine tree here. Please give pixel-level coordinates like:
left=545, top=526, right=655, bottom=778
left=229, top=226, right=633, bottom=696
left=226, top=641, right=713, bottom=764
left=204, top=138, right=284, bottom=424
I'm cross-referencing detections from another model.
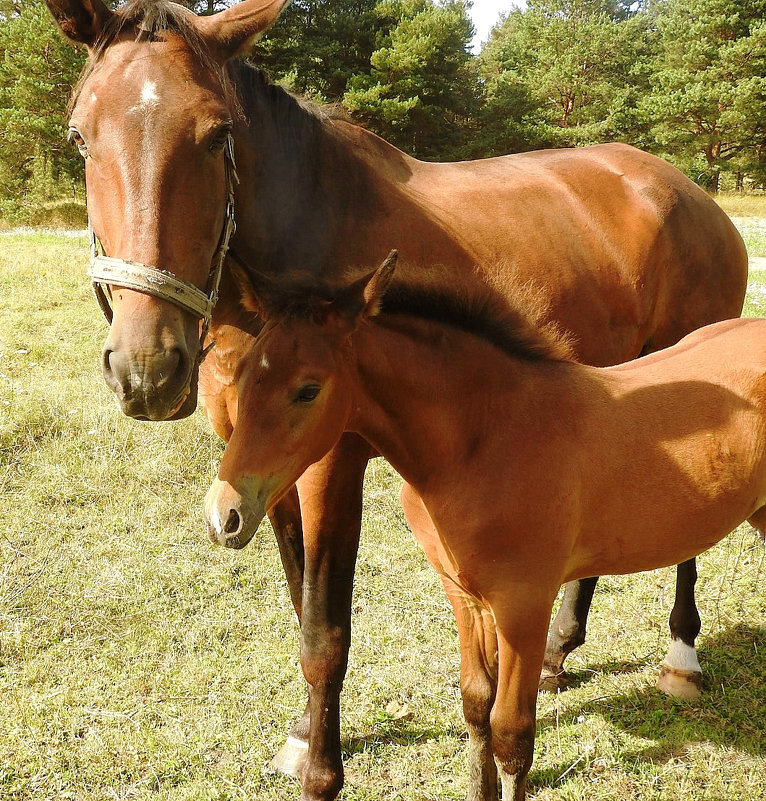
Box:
left=642, top=0, right=766, bottom=190
left=342, top=0, right=479, bottom=159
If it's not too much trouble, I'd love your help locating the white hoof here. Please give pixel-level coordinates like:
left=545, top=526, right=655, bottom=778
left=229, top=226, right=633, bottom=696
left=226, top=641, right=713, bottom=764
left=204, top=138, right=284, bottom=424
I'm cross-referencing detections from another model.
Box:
left=267, top=735, right=308, bottom=778
left=656, top=665, right=703, bottom=700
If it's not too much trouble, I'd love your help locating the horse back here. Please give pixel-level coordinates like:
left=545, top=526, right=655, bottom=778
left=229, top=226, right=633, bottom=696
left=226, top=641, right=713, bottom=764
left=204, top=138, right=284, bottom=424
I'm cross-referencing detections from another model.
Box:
left=334, top=133, right=747, bottom=368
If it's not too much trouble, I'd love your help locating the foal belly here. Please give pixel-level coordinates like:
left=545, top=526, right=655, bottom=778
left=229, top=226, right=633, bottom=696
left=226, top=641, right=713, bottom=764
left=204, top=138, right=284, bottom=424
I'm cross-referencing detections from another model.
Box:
left=566, top=479, right=766, bottom=582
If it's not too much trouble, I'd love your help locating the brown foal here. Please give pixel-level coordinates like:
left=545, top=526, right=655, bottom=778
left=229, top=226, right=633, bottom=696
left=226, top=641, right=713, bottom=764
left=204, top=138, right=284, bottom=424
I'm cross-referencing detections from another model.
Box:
left=44, top=0, right=749, bottom=796
left=206, top=257, right=766, bottom=800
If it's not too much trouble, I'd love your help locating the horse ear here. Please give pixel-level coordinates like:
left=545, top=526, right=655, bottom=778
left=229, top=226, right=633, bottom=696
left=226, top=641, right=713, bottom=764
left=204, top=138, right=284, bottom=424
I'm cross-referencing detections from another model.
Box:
left=334, top=250, right=398, bottom=322
left=230, top=259, right=274, bottom=318
left=195, top=0, right=291, bottom=62
left=44, top=0, right=113, bottom=47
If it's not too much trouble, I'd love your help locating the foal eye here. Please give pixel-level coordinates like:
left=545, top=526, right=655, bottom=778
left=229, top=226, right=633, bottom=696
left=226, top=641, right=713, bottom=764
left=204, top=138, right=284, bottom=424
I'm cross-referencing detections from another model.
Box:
left=295, top=384, right=321, bottom=404
left=67, top=127, right=89, bottom=157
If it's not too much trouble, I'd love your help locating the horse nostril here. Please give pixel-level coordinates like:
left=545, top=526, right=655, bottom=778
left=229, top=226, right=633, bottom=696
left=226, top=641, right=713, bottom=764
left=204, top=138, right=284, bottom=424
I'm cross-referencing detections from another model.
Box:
left=163, top=347, right=183, bottom=382
left=102, top=348, right=113, bottom=376
left=223, top=509, right=241, bottom=535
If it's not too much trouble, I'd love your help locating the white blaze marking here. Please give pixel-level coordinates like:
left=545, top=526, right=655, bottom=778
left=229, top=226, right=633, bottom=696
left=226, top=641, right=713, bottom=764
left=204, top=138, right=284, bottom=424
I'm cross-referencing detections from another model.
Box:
left=141, top=80, right=159, bottom=105
left=663, top=639, right=701, bottom=673
left=90, top=92, right=98, bottom=103
left=260, top=354, right=270, bottom=369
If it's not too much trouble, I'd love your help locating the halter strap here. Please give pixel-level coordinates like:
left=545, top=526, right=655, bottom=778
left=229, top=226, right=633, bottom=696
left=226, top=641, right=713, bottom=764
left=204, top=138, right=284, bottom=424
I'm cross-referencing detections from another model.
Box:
left=87, top=133, right=238, bottom=364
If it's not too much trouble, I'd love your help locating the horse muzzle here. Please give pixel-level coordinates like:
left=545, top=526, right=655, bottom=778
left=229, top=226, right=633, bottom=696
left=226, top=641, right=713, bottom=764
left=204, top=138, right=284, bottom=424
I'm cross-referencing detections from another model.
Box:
left=204, top=478, right=266, bottom=549
left=101, top=342, right=199, bottom=421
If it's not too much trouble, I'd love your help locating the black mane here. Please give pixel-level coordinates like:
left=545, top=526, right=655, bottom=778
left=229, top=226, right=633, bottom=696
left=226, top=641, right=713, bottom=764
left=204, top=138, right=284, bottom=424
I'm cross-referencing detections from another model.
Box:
left=256, top=272, right=572, bottom=363
left=380, top=283, right=572, bottom=363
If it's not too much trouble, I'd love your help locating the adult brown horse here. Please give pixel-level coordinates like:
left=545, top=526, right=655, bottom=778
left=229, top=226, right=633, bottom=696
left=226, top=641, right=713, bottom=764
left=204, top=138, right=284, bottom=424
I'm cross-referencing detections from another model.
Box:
left=45, top=0, right=747, bottom=798
left=204, top=256, right=766, bottom=800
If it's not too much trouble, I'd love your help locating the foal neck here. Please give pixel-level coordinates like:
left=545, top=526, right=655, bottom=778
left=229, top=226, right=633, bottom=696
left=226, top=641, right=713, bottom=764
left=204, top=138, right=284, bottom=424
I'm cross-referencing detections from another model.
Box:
left=347, top=314, right=573, bottom=493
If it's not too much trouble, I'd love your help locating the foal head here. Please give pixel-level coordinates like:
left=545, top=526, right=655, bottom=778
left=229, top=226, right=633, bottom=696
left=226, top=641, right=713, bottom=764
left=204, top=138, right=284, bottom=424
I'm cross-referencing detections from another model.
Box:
left=46, top=0, right=289, bottom=420
left=204, top=252, right=397, bottom=548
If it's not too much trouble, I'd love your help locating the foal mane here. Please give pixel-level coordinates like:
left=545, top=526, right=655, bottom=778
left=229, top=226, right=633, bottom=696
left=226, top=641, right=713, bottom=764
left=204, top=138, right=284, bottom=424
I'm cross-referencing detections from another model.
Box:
left=254, top=270, right=573, bottom=364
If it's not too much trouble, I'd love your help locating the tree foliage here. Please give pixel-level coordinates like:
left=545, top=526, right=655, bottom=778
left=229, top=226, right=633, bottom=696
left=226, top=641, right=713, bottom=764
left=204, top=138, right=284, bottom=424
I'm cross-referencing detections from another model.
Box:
left=342, top=0, right=478, bottom=159
left=642, top=0, right=766, bottom=189
left=3, top=0, right=766, bottom=214
left=0, top=0, right=85, bottom=215
left=475, top=0, right=654, bottom=154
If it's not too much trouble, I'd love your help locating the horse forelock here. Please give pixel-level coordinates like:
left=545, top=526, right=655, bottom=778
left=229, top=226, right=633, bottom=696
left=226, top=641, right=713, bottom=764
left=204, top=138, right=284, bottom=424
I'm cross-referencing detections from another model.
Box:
left=68, top=0, right=238, bottom=117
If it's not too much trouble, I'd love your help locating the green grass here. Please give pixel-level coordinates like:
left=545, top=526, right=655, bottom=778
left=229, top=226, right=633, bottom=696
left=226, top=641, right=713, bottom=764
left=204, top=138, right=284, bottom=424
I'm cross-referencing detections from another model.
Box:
left=1, top=233, right=766, bottom=800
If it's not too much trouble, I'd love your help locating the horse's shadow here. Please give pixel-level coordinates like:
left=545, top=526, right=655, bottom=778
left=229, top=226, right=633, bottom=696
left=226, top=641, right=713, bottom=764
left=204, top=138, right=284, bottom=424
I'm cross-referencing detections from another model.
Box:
left=529, top=623, right=766, bottom=788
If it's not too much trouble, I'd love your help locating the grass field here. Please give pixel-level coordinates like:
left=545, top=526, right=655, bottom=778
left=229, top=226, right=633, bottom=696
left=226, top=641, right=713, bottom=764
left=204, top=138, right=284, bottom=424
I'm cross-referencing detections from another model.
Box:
left=2, top=226, right=766, bottom=801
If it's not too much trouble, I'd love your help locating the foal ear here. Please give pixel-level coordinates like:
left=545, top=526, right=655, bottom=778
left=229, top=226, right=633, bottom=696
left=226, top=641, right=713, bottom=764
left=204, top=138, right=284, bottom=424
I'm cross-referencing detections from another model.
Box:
left=44, top=0, right=113, bottom=47
left=230, top=259, right=274, bottom=318
left=195, top=0, right=291, bottom=62
left=335, top=250, right=398, bottom=322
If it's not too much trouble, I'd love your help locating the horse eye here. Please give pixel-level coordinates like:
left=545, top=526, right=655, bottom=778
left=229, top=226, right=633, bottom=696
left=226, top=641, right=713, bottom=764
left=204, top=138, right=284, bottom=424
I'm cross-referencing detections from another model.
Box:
left=68, top=127, right=89, bottom=157
left=210, top=124, right=233, bottom=153
left=295, top=384, right=321, bottom=404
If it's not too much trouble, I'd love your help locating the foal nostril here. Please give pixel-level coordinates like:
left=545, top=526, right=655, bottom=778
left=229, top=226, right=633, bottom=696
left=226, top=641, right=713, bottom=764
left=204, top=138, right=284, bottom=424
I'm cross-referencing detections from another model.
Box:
left=223, top=509, right=242, bottom=535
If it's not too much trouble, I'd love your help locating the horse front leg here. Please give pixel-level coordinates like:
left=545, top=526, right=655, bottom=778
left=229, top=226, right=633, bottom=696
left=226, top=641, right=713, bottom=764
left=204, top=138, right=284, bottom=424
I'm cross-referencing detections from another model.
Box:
left=656, top=558, right=703, bottom=699
left=442, top=580, right=499, bottom=801
left=540, top=577, right=598, bottom=690
left=265, top=487, right=312, bottom=777
left=491, top=591, right=557, bottom=801
left=294, top=432, right=372, bottom=801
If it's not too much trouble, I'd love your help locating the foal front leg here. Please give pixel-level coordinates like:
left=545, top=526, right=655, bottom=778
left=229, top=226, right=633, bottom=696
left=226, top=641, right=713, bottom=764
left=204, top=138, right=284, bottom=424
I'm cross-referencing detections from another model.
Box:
left=441, top=580, right=500, bottom=801
left=295, top=433, right=372, bottom=801
left=492, top=593, right=557, bottom=800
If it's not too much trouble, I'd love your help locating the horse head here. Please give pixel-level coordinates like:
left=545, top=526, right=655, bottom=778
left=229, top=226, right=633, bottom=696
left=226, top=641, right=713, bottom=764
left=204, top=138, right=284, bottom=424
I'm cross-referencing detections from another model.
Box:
left=45, top=0, right=289, bottom=420
left=204, top=251, right=397, bottom=548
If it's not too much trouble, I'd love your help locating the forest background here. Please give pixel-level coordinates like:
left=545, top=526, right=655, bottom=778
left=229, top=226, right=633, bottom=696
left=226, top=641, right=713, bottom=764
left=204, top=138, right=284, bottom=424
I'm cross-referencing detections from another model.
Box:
left=1, top=0, right=765, bottom=224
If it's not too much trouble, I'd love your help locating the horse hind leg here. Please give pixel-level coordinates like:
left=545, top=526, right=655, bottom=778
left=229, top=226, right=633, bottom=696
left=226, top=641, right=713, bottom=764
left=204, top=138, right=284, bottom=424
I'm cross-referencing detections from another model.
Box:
left=748, top=505, right=766, bottom=542
left=540, top=577, right=598, bottom=690
left=657, top=558, right=703, bottom=700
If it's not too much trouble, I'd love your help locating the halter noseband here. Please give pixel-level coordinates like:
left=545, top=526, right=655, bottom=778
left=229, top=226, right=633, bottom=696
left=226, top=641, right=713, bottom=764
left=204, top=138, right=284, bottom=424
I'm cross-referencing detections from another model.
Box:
left=87, top=133, right=238, bottom=366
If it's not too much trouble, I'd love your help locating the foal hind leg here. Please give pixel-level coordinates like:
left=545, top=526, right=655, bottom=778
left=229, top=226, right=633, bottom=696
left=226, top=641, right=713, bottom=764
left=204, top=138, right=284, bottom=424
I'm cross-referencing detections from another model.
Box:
left=442, top=579, right=500, bottom=801
left=657, top=559, right=703, bottom=699
left=540, top=577, right=598, bottom=690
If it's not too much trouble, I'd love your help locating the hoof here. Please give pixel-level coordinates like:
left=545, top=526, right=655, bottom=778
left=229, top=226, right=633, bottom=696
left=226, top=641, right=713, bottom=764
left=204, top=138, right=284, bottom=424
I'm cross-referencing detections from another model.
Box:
left=656, top=665, right=702, bottom=700
left=539, top=669, right=569, bottom=692
left=267, top=735, right=308, bottom=778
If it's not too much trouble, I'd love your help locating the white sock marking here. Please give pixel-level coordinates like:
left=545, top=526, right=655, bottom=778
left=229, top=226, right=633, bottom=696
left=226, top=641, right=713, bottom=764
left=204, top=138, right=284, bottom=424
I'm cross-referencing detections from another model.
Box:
left=663, top=639, right=701, bottom=673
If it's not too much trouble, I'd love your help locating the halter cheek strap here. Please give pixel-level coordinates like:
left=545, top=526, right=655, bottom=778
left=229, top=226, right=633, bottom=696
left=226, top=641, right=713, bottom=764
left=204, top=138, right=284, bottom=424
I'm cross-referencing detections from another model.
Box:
left=87, top=133, right=238, bottom=366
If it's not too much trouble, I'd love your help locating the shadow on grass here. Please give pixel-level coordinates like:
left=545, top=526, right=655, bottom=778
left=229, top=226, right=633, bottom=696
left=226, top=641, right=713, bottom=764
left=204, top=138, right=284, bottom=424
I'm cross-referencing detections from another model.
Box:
left=342, top=719, right=462, bottom=759
left=528, top=623, right=766, bottom=790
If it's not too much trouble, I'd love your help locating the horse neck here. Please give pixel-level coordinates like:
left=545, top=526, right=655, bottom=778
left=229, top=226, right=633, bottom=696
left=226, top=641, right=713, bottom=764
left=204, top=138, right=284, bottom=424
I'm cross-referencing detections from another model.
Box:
left=346, top=315, right=571, bottom=494
left=226, top=62, right=377, bottom=283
